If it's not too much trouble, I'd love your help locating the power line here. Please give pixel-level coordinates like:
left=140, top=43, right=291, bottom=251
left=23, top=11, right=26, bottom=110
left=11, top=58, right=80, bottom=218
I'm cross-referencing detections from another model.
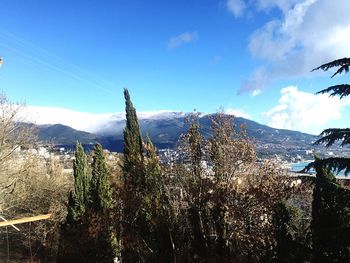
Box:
left=0, top=31, right=116, bottom=95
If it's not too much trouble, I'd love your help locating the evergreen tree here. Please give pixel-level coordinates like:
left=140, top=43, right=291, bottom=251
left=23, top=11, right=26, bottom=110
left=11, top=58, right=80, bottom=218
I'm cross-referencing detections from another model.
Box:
left=87, top=143, right=117, bottom=263
left=89, top=143, right=113, bottom=211
left=58, top=142, right=90, bottom=263
left=121, top=88, right=147, bottom=262
left=66, top=142, right=89, bottom=223
left=144, top=134, right=163, bottom=207
left=294, top=58, right=350, bottom=262
left=311, top=159, right=350, bottom=262
left=143, top=134, right=173, bottom=261
left=309, top=58, right=350, bottom=174
left=123, top=88, right=145, bottom=188
left=144, top=134, right=161, bottom=178
left=273, top=202, right=311, bottom=262
left=58, top=143, right=118, bottom=263
left=121, top=91, right=170, bottom=262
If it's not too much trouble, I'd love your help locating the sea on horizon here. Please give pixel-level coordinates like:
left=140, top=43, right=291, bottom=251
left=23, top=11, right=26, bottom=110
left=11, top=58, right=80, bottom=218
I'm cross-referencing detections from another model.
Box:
left=291, top=161, right=348, bottom=177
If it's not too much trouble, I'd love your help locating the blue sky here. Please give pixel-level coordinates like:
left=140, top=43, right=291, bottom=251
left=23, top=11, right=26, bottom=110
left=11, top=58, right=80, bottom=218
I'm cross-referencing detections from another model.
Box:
left=1, top=0, right=350, bottom=134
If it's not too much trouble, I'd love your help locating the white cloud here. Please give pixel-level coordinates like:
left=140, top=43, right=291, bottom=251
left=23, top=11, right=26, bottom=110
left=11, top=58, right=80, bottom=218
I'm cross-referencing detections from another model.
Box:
left=20, top=105, right=186, bottom=134
left=252, top=89, right=261, bottom=97
left=263, top=86, right=350, bottom=134
left=256, top=0, right=301, bottom=13
left=168, top=31, right=198, bottom=49
left=237, top=0, right=350, bottom=93
left=23, top=106, right=120, bottom=133
left=226, top=108, right=252, bottom=119
left=226, top=0, right=247, bottom=17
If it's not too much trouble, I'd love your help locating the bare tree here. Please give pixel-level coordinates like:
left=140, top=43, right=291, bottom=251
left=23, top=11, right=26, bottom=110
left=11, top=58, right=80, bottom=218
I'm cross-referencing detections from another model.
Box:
left=163, top=113, right=294, bottom=262
left=1, top=153, right=72, bottom=262
left=0, top=94, right=36, bottom=196
left=0, top=94, right=71, bottom=262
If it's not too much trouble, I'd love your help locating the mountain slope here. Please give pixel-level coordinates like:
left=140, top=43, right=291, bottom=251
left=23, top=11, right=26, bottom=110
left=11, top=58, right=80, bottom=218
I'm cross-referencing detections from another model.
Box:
left=95, top=114, right=317, bottom=152
left=34, top=114, right=318, bottom=157
left=37, top=124, right=98, bottom=145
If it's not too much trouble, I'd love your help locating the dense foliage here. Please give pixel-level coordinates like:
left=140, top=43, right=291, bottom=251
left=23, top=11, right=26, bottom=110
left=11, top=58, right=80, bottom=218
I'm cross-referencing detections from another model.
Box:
left=57, top=143, right=117, bottom=263
left=117, top=92, right=297, bottom=262
left=273, top=202, right=311, bottom=262
left=312, top=159, right=350, bottom=262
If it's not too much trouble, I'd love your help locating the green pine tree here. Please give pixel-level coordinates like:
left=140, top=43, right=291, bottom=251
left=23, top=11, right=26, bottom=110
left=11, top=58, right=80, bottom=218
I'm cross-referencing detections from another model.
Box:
left=312, top=158, right=350, bottom=262
left=66, top=142, right=89, bottom=223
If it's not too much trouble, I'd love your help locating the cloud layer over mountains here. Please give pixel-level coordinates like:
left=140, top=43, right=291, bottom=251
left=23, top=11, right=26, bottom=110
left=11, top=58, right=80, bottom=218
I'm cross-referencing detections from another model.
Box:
left=20, top=105, right=254, bottom=135
left=22, top=106, right=190, bottom=134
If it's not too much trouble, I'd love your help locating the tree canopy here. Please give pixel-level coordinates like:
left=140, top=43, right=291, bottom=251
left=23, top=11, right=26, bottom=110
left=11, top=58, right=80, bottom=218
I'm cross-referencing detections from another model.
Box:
left=308, top=57, right=350, bottom=174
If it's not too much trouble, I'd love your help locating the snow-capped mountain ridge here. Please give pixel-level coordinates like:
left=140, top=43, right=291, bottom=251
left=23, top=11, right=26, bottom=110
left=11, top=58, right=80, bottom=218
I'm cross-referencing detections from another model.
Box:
left=24, top=105, right=189, bottom=134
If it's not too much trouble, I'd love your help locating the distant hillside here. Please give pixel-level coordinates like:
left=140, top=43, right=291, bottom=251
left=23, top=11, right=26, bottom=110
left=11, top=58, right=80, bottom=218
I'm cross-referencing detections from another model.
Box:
left=94, top=114, right=317, bottom=153
left=37, top=124, right=98, bottom=145
left=232, top=116, right=315, bottom=145
left=34, top=115, right=318, bottom=157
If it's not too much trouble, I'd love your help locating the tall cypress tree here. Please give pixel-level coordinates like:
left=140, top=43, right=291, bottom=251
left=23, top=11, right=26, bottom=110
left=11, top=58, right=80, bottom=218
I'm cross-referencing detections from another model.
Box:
left=143, top=134, right=172, bottom=260
left=144, top=134, right=162, bottom=190
left=87, top=143, right=117, bottom=263
left=59, top=143, right=117, bottom=263
left=58, top=142, right=90, bottom=263
left=89, top=143, right=113, bottom=211
left=123, top=88, right=145, bottom=188
left=66, top=142, right=89, bottom=223
left=121, top=88, right=147, bottom=262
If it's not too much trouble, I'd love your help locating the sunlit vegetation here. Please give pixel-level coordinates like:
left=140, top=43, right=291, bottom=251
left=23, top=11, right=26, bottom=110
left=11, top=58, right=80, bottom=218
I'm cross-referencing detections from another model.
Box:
left=1, top=58, right=350, bottom=262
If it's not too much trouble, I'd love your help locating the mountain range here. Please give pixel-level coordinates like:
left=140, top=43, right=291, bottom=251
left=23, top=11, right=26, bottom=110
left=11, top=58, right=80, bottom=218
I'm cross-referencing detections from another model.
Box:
left=35, top=113, right=318, bottom=157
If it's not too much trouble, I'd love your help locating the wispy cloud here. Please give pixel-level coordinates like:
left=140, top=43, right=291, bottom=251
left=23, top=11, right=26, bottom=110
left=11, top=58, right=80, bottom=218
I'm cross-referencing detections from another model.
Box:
left=251, top=89, right=261, bottom=97
left=168, top=31, right=198, bottom=49
left=229, top=0, right=350, bottom=95
left=226, top=0, right=247, bottom=17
